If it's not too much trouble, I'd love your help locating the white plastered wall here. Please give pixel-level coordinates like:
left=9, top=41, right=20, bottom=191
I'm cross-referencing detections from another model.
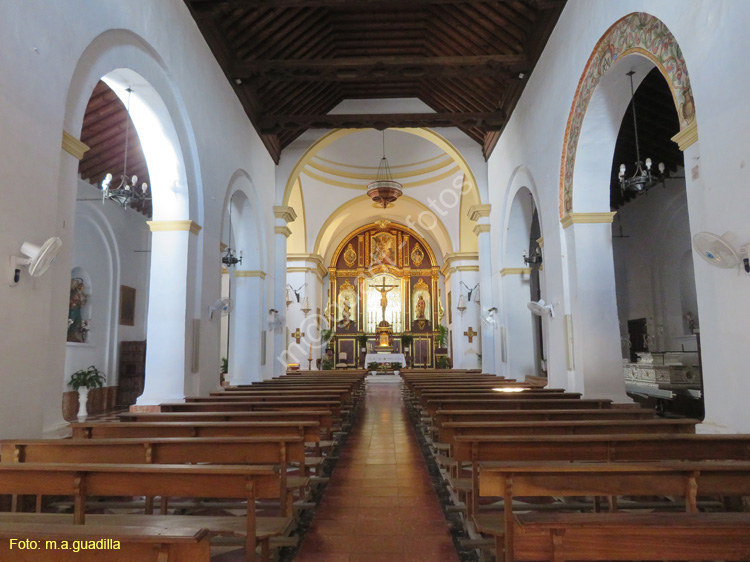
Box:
left=487, top=0, right=750, bottom=430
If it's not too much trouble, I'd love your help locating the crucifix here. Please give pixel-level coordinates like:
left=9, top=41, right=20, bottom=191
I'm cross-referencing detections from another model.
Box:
left=370, top=278, right=399, bottom=323
left=291, top=328, right=304, bottom=344
left=464, top=327, right=477, bottom=343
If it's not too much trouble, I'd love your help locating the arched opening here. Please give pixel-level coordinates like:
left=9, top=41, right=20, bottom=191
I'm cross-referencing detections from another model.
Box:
left=609, top=69, right=702, bottom=416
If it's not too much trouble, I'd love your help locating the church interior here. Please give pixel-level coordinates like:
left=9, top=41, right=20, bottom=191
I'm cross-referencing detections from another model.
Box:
left=2, top=1, right=750, bottom=560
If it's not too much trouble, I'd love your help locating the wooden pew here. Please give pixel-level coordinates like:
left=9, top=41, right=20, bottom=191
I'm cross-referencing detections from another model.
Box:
left=423, top=398, right=613, bottom=417
left=477, top=460, right=750, bottom=562
left=0, top=463, right=285, bottom=562
left=159, top=400, right=343, bottom=416
left=1, top=436, right=306, bottom=516
left=0, top=522, right=211, bottom=561
left=117, top=410, right=333, bottom=433
left=70, top=421, right=320, bottom=443
left=441, top=418, right=698, bottom=443
left=434, top=408, right=655, bottom=425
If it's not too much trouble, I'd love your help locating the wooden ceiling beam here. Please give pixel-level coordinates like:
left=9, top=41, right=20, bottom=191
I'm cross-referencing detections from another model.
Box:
left=258, top=111, right=506, bottom=134
left=231, top=54, right=528, bottom=80
left=189, top=0, right=562, bottom=8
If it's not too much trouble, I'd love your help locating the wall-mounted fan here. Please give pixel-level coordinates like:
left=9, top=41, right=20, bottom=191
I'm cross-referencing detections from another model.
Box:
left=480, top=307, right=497, bottom=327
left=527, top=299, right=555, bottom=318
left=9, top=237, right=63, bottom=286
left=692, top=232, right=740, bottom=269
left=268, top=309, right=285, bottom=332
left=209, top=297, right=234, bottom=320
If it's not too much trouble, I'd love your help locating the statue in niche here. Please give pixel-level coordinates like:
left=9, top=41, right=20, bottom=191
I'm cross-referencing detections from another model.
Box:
left=337, top=281, right=356, bottom=330
left=416, top=295, right=426, bottom=319
left=67, top=278, right=89, bottom=343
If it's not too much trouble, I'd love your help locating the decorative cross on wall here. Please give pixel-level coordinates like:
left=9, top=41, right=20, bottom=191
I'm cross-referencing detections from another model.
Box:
left=291, top=328, right=305, bottom=344
left=464, top=327, right=477, bottom=343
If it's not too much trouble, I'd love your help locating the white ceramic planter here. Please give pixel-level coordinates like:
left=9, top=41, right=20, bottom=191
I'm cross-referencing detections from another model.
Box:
left=77, top=387, right=89, bottom=421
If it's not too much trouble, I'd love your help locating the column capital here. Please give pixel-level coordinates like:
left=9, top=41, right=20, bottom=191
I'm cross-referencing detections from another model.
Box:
left=560, top=212, right=616, bottom=229
left=147, top=220, right=202, bottom=235
left=62, top=131, right=90, bottom=160
left=467, top=204, right=491, bottom=222
left=473, top=223, right=491, bottom=236
left=671, top=120, right=698, bottom=151
left=273, top=206, right=297, bottom=224
left=287, top=253, right=327, bottom=280
left=275, top=225, right=292, bottom=238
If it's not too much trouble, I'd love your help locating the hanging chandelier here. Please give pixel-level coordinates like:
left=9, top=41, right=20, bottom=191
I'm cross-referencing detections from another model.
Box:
left=101, top=87, right=150, bottom=207
left=222, top=200, right=243, bottom=268
left=618, top=71, right=665, bottom=196
left=367, top=131, right=402, bottom=209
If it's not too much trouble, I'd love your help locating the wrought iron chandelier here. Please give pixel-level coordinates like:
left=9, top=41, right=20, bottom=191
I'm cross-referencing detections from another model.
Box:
left=222, top=201, right=243, bottom=267
left=101, top=87, right=150, bottom=207
left=618, top=71, right=665, bottom=196
left=367, top=131, right=403, bottom=209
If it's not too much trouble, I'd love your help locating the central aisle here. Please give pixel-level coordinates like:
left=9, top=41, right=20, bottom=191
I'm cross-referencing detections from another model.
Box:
left=294, top=377, right=460, bottom=562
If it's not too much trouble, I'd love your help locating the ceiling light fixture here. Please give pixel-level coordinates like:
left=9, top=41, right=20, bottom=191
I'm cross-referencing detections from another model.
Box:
left=367, top=130, right=402, bottom=209
left=618, top=71, right=665, bottom=196
left=101, top=87, right=150, bottom=208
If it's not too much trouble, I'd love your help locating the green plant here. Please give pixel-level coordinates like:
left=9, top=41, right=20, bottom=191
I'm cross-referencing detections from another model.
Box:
left=435, top=325, right=449, bottom=348
left=435, top=356, right=449, bottom=369
left=368, top=362, right=381, bottom=372
left=67, top=365, right=106, bottom=391
left=356, top=334, right=369, bottom=348
left=390, top=362, right=402, bottom=371
left=400, top=334, right=413, bottom=349
left=320, top=359, right=334, bottom=371
left=321, top=328, right=334, bottom=348
left=220, top=357, right=228, bottom=374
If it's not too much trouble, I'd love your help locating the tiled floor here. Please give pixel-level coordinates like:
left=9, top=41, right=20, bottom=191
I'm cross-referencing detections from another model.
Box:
left=294, top=378, right=460, bottom=562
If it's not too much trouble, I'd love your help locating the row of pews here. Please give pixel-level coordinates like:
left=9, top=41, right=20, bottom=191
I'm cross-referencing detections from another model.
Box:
left=402, top=370, right=750, bottom=562
left=0, top=369, right=368, bottom=561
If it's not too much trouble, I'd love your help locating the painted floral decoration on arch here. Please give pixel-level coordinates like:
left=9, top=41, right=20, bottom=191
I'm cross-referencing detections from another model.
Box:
left=560, top=12, right=695, bottom=218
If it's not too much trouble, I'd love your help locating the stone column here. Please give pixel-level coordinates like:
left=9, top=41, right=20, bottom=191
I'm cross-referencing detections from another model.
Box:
left=442, top=252, right=481, bottom=369
left=562, top=213, right=628, bottom=400
left=286, top=253, right=326, bottom=368
left=228, top=270, right=265, bottom=385
left=136, top=220, right=201, bottom=406
left=468, top=204, right=496, bottom=374
left=272, top=206, right=296, bottom=378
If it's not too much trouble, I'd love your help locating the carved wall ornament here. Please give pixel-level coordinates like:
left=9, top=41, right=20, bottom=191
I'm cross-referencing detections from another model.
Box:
left=410, top=243, right=425, bottom=266
left=343, top=243, right=357, bottom=267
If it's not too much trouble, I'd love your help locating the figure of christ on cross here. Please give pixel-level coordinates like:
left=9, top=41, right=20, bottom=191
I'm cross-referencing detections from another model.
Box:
left=370, top=278, right=399, bottom=323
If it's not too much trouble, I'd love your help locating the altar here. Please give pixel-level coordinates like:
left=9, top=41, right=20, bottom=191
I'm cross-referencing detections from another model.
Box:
left=365, top=353, right=406, bottom=369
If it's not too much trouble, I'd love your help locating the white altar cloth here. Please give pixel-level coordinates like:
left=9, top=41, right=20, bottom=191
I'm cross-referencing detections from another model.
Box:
left=365, top=353, right=406, bottom=368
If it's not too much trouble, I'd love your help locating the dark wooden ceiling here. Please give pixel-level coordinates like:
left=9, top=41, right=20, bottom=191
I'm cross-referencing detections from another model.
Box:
left=183, top=0, right=567, bottom=162
left=78, top=81, right=152, bottom=216
left=610, top=67, right=684, bottom=210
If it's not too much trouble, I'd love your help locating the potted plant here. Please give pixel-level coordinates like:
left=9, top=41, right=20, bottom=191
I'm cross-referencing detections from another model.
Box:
left=320, top=358, right=334, bottom=371
left=68, top=365, right=106, bottom=421
left=391, top=361, right=402, bottom=376
left=400, top=334, right=413, bottom=352
left=321, top=328, right=334, bottom=351
left=356, top=334, right=368, bottom=352
left=435, top=325, right=449, bottom=355
left=435, top=356, right=450, bottom=370
left=368, top=361, right=381, bottom=376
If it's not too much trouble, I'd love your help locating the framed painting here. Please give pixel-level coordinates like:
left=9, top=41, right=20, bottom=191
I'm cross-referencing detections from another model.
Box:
left=119, top=285, right=136, bottom=326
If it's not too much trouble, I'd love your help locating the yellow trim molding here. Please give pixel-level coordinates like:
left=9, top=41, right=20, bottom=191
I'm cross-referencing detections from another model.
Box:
left=468, top=204, right=491, bottom=222
left=275, top=225, right=292, bottom=238
left=560, top=212, right=616, bottom=229
left=537, top=237, right=544, bottom=248
left=501, top=267, right=531, bottom=277
left=456, top=265, right=480, bottom=272
left=235, top=270, right=266, bottom=279
left=441, top=251, right=479, bottom=276
left=220, top=242, right=228, bottom=252
left=287, top=253, right=327, bottom=279
left=473, top=224, right=491, bottom=236
left=147, top=220, right=202, bottom=235
left=671, top=120, right=698, bottom=151
left=62, top=131, right=90, bottom=160
left=273, top=206, right=297, bottom=223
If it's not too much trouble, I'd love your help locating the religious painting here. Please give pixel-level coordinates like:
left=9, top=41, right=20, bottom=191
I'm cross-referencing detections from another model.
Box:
left=119, top=285, right=136, bottom=327
left=371, top=231, right=396, bottom=265
left=68, top=277, right=90, bottom=342
left=412, top=278, right=431, bottom=330
left=337, top=280, right=357, bottom=330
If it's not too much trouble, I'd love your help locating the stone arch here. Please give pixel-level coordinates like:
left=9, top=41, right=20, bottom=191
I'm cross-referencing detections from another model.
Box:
left=560, top=12, right=695, bottom=218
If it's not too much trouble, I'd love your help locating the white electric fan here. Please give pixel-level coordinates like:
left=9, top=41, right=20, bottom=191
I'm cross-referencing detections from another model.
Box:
left=692, top=232, right=740, bottom=269
left=480, top=307, right=498, bottom=327
left=209, top=297, right=234, bottom=320
left=9, top=237, right=63, bottom=286
left=268, top=310, right=285, bottom=331
left=527, top=299, right=555, bottom=318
